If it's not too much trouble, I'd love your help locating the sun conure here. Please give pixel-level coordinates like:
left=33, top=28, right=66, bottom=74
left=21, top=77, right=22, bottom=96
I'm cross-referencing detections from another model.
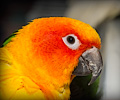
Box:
left=0, top=17, right=103, bottom=100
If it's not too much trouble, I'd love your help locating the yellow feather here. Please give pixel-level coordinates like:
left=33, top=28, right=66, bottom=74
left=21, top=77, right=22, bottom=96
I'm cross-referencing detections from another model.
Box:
left=0, top=48, right=45, bottom=100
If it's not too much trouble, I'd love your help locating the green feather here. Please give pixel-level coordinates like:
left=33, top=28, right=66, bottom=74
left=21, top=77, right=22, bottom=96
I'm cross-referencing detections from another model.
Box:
left=70, top=75, right=102, bottom=100
left=1, top=31, right=17, bottom=47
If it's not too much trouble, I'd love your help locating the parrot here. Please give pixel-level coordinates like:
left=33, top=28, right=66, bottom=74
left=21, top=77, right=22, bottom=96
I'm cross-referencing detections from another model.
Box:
left=0, top=17, right=103, bottom=100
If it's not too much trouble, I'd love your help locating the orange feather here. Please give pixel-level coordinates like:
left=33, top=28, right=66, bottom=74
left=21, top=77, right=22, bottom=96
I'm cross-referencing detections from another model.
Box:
left=0, top=17, right=101, bottom=99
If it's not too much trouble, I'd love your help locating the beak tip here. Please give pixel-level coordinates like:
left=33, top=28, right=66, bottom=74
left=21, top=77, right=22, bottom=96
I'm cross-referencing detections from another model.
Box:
left=88, top=69, right=102, bottom=85
left=88, top=77, right=96, bottom=86
left=88, top=82, right=91, bottom=86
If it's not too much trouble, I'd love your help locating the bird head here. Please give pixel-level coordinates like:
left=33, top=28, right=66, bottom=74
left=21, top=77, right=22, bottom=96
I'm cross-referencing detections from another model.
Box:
left=6, top=17, right=103, bottom=99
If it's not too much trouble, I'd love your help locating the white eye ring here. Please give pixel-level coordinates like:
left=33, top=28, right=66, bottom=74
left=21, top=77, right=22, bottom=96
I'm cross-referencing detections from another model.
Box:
left=62, top=34, right=81, bottom=50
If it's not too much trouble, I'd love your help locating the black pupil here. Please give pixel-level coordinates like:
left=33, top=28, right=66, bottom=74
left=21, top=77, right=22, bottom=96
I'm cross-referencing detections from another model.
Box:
left=67, top=36, right=75, bottom=44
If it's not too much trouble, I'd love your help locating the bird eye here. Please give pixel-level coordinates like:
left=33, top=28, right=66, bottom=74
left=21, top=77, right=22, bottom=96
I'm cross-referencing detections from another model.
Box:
left=67, top=36, right=75, bottom=44
left=62, top=34, right=81, bottom=50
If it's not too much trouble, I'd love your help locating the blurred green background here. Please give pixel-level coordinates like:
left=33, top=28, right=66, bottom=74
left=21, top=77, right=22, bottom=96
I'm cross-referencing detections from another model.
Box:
left=0, top=0, right=120, bottom=100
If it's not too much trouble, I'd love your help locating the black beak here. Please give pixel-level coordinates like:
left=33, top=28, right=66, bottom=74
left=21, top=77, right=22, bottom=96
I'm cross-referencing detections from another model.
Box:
left=72, top=46, right=103, bottom=85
